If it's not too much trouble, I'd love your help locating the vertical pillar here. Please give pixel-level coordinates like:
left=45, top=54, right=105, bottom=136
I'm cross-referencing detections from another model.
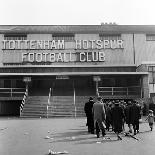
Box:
left=26, top=82, right=29, bottom=96
left=23, top=77, right=31, bottom=96
left=141, top=75, right=149, bottom=98
left=96, top=81, right=99, bottom=96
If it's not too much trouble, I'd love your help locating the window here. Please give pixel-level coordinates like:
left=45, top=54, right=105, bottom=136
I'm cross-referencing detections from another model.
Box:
left=52, top=34, right=74, bottom=41
left=4, top=34, right=27, bottom=40
left=148, top=66, right=155, bottom=84
left=146, top=34, right=155, bottom=41
left=99, top=34, right=121, bottom=40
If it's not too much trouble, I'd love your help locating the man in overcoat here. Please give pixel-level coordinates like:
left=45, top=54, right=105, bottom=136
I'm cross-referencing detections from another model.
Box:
left=84, top=97, right=95, bottom=134
left=111, top=100, right=125, bottom=140
left=93, top=96, right=106, bottom=138
left=129, top=101, right=141, bottom=135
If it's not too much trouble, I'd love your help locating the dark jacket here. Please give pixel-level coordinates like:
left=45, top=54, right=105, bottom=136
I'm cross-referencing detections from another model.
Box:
left=84, top=101, right=94, bottom=117
left=129, top=103, right=141, bottom=124
left=111, top=105, right=125, bottom=133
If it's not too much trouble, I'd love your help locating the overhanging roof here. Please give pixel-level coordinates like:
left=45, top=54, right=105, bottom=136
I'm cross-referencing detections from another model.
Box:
left=0, top=72, right=148, bottom=76
left=1, top=25, right=155, bottom=34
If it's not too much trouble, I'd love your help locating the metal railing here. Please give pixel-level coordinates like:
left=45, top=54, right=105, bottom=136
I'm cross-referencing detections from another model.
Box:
left=20, top=89, right=28, bottom=116
left=0, top=88, right=26, bottom=97
left=98, top=86, right=141, bottom=96
left=47, top=88, right=51, bottom=118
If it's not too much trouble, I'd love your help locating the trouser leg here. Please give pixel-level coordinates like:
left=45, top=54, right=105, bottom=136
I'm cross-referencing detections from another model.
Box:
left=96, top=121, right=100, bottom=138
left=97, top=120, right=106, bottom=136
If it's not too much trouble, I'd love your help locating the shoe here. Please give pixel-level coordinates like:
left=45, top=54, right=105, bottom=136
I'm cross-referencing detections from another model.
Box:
left=129, top=129, right=132, bottom=133
left=102, top=133, right=106, bottom=137
left=117, top=135, right=122, bottom=140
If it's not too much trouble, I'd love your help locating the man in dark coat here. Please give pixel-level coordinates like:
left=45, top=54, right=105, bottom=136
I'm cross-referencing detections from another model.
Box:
left=111, top=101, right=125, bottom=140
left=124, top=101, right=132, bottom=133
left=84, top=97, right=95, bottom=134
left=129, top=101, right=141, bottom=135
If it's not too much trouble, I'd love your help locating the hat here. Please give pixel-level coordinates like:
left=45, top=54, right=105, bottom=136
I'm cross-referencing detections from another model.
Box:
left=97, top=96, right=102, bottom=100
left=114, top=100, right=120, bottom=105
left=149, top=110, right=153, bottom=113
left=89, top=97, right=93, bottom=101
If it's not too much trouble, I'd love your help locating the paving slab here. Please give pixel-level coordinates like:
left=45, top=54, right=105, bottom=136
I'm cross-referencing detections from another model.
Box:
left=0, top=117, right=154, bottom=155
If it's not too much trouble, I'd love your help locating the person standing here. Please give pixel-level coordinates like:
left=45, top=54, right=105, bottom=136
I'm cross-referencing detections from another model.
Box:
left=84, top=97, right=95, bottom=134
left=111, top=100, right=125, bottom=140
left=124, top=101, right=132, bottom=133
left=93, top=96, right=106, bottom=138
left=129, top=101, right=141, bottom=135
left=145, top=110, right=155, bottom=131
left=105, top=102, right=112, bottom=131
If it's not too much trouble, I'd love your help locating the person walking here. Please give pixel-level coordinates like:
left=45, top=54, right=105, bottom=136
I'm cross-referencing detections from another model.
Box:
left=105, top=102, right=112, bottom=131
left=111, top=100, right=125, bottom=140
left=129, top=101, right=141, bottom=135
left=84, top=97, right=95, bottom=134
left=93, top=96, right=106, bottom=138
left=124, top=101, right=132, bottom=133
left=145, top=110, right=155, bottom=131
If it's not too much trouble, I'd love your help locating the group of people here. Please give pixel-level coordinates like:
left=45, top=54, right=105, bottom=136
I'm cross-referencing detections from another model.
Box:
left=84, top=96, right=154, bottom=140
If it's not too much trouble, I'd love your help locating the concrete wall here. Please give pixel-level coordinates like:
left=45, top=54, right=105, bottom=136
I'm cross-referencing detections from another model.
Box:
left=134, top=34, right=155, bottom=66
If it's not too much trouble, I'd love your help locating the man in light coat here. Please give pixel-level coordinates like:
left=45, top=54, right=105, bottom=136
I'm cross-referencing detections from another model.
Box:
left=93, top=96, right=106, bottom=138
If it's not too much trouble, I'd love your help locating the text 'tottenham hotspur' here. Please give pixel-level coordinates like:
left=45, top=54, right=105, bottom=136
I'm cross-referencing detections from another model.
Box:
left=2, top=39, right=124, bottom=50
left=2, top=40, right=123, bottom=62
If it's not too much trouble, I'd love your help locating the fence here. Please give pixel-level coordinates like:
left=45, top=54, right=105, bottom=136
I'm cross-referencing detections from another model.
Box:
left=0, top=88, right=26, bottom=97
left=98, top=86, right=141, bottom=97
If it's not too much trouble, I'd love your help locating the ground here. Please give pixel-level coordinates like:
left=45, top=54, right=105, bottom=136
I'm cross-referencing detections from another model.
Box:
left=0, top=117, right=154, bottom=155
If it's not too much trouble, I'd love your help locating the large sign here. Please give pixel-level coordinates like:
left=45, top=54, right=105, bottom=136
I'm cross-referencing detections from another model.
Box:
left=2, top=39, right=124, bottom=63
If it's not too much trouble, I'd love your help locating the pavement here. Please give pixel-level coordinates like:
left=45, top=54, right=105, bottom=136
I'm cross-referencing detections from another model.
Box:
left=0, top=116, right=155, bottom=155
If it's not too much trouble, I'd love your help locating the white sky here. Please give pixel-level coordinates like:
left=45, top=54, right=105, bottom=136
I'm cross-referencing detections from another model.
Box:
left=0, top=0, right=155, bottom=25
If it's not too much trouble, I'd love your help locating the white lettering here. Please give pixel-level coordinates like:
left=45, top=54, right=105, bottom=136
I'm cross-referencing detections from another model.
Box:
left=92, top=52, right=98, bottom=61
left=57, top=40, right=65, bottom=49
left=86, top=52, right=91, bottom=62
left=30, top=40, right=35, bottom=49
left=51, top=40, right=57, bottom=49
left=117, top=40, right=123, bottom=48
left=42, top=53, right=48, bottom=62
left=36, top=53, right=42, bottom=62
left=2, top=40, right=7, bottom=49
left=103, top=40, right=109, bottom=49
left=75, top=40, right=81, bottom=49
left=56, top=53, right=63, bottom=62
left=22, top=53, right=27, bottom=62
left=9, top=40, right=16, bottom=49
left=80, top=52, right=85, bottom=62
left=99, top=52, right=105, bottom=61
left=96, top=40, right=102, bottom=49
left=83, top=40, right=89, bottom=49
left=89, top=40, right=95, bottom=49
left=28, top=53, right=35, bottom=62
left=49, top=53, right=55, bottom=62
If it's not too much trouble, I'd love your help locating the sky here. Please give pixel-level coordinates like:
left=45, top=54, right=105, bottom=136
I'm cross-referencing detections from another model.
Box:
left=0, top=0, right=155, bottom=25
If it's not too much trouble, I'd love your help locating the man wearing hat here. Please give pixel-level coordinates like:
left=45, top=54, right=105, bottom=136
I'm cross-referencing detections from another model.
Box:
left=84, top=97, right=95, bottom=134
left=129, top=100, right=141, bottom=135
left=93, top=96, right=106, bottom=138
left=111, top=100, right=125, bottom=140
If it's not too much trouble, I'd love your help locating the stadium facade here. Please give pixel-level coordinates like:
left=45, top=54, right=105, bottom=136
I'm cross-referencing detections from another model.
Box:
left=0, top=25, right=154, bottom=117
